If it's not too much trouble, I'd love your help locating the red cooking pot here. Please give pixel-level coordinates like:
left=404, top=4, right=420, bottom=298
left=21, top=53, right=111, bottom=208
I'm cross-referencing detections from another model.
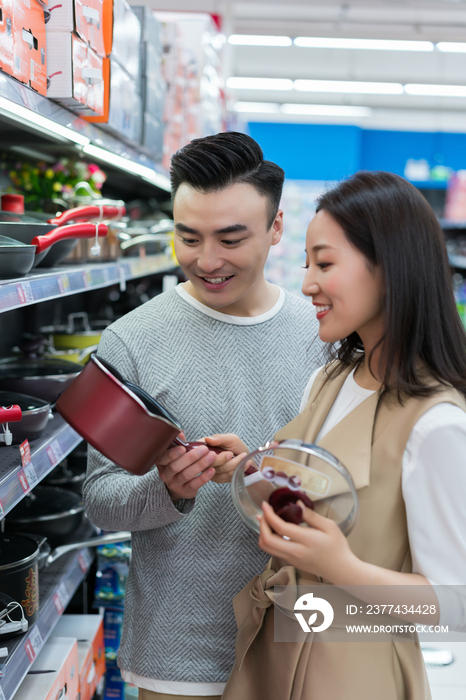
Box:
left=56, top=354, right=223, bottom=475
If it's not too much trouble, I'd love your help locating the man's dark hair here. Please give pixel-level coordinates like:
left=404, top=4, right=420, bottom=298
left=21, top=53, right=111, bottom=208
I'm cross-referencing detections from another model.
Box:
left=170, top=131, right=285, bottom=229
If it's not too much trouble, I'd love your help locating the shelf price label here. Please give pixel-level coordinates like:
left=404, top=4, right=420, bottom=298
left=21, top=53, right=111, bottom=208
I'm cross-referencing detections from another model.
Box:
left=24, top=626, right=43, bottom=662
left=23, top=462, right=38, bottom=490
left=19, top=439, right=31, bottom=467
left=57, top=274, right=70, bottom=294
left=15, top=282, right=34, bottom=305
left=78, top=549, right=92, bottom=573
left=17, top=468, right=31, bottom=494
left=46, top=439, right=64, bottom=466
left=0, top=499, right=4, bottom=518
left=82, top=269, right=92, bottom=288
left=53, top=582, right=70, bottom=614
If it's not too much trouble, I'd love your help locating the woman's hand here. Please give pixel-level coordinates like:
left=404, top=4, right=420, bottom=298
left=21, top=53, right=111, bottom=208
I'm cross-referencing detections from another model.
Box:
left=203, top=434, right=249, bottom=484
left=258, top=501, right=355, bottom=582
left=204, top=433, right=249, bottom=456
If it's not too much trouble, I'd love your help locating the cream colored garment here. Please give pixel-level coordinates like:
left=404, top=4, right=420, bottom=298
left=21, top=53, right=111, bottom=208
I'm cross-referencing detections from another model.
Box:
left=222, top=363, right=466, bottom=700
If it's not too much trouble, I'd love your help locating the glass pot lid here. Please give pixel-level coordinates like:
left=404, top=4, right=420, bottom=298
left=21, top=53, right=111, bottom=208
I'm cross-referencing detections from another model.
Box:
left=231, top=439, right=359, bottom=536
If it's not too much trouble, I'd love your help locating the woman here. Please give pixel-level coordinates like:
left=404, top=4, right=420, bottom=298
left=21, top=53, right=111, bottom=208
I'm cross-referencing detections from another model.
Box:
left=161, top=171, right=466, bottom=699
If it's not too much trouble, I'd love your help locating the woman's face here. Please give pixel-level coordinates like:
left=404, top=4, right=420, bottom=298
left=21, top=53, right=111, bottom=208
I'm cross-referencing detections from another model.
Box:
left=302, top=209, right=385, bottom=349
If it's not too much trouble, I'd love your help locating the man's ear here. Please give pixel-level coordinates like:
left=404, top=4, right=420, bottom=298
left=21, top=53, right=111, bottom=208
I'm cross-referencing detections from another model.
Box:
left=271, top=209, right=284, bottom=246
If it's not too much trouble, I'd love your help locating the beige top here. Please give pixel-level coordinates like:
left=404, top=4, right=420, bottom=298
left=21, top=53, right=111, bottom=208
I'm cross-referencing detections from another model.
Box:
left=222, top=362, right=466, bottom=700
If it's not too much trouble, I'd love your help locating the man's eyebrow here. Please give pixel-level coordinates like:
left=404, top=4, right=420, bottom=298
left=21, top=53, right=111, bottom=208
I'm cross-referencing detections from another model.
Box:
left=175, top=223, right=249, bottom=235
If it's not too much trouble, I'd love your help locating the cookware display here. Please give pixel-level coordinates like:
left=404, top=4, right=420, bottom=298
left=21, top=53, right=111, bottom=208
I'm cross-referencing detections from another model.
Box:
left=0, top=391, right=51, bottom=444
left=56, top=354, right=224, bottom=476
left=0, top=356, right=82, bottom=403
left=231, top=440, right=359, bottom=535
left=43, top=457, right=86, bottom=495
left=40, top=312, right=107, bottom=351
left=5, top=486, right=85, bottom=547
left=0, top=403, right=22, bottom=446
left=0, top=194, right=125, bottom=268
left=0, top=531, right=131, bottom=637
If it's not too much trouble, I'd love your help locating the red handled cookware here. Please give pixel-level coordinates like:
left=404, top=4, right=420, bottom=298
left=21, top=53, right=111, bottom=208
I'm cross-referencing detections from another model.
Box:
left=0, top=392, right=53, bottom=444
left=0, top=356, right=82, bottom=403
left=0, top=404, right=22, bottom=446
left=56, top=354, right=224, bottom=476
left=0, top=193, right=125, bottom=268
left=0, top=531, right=130, bottom=637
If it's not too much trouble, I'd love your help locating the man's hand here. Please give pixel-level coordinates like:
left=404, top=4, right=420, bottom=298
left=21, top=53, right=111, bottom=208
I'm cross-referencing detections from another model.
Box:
left=156, top=433, right=235, bottom=501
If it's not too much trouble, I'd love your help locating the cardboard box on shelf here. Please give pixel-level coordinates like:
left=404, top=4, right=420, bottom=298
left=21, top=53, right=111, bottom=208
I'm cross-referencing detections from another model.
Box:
left=51, top=615, right=106, bottom=700
left=85, top=58, right=142, bottom=143
left=112, top=0, right=140, bottom=83
left=12, top=0, right=47, bottom=95
left=0, top=0, right=14, bottom=77
left=132, top=5, right=163, bottom=53
left=44, top=0, right=112, bottom=58
left=14, top=637, right=79, bottom=700
left=47, top=32, right=105, bottom=116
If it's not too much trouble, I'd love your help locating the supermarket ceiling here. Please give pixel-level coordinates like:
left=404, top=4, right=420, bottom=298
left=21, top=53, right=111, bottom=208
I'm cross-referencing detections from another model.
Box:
left=146, top=0, right=466, bottom=131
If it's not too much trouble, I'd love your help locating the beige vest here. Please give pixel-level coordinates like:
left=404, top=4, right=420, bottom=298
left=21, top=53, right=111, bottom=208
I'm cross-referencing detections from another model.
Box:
left=222, top=363, right=466, bottom=700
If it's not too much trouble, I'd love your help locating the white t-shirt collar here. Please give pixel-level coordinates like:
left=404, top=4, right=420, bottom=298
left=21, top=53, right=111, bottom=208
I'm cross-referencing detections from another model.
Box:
left=175, top=284, right=285, bottom=325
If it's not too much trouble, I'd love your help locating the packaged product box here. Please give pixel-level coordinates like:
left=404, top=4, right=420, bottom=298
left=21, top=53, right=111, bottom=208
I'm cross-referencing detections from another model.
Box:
left=14, top=637, right=79, bottom=700
left=143, top=111, right=164, bottom=162
left=0, top=0, right=14, bottom=77
left=51, top=615, right=106, bottom=700
left=12, top=0, right=47, bottom=95
left=132, top=5, right=163, bottom=53
left=112, top=0, right=140, bottom=83
left=85, top=58, right=142, bottom=143
left=44, top=0, right=112, bottom=57
left=47, top=32, right=105, bottom=116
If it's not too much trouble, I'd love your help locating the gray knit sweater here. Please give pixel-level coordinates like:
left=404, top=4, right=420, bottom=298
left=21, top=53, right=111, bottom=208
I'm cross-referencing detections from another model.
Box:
left=83, top=285, right=323, bottom=684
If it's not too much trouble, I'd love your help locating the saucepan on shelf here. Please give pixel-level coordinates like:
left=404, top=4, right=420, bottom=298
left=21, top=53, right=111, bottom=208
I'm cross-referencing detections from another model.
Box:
left=0, top=530, right=131, bottom=636
left=0, top=355, right=83, bottom=403
left=0, top=193, right=125, bottom=267
left=231, top=441, right=359, bottom=535
left=0, top=391, right=52, bottom=444
left=56, top=354, right=224, bottom=475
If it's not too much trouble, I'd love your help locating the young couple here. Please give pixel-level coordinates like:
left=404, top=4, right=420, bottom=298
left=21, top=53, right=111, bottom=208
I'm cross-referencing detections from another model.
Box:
left=84, top=132, right=466, bottom=700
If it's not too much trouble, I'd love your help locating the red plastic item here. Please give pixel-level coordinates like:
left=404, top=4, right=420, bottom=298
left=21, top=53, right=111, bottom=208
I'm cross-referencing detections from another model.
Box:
left=32, top=222, right=108, bottom=254
left=1, top=194, right=25, bottom=214
left=0, top=405, right=22, bottom=423
left=48, top=204, right=126, bottom=226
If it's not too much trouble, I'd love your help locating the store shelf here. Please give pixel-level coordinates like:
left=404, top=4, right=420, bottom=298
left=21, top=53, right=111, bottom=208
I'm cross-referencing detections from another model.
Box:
left=0, top=253, right=177, bottom=313
left=0, top=414, right=82, bottom=519
left=440, top=220, right=466, bottom=230
left=0, top=72, right=170, bottom=193
left=0, top=521, right=96, bottom=700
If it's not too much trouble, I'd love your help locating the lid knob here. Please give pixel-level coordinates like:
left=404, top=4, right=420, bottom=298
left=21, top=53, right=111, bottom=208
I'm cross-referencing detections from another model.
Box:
left=1, top=194, right=25, bottom=214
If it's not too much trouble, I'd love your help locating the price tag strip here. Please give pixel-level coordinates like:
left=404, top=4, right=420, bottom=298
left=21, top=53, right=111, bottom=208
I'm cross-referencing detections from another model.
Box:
left=53, top=582, right=70, bottom=614
left=78, top=548, right=92, bottom=573
left=23, top=462, right=38, bottom=490
left=24, top=626, right=43, bottom=663
left=15, top=282, right=34, bottom=305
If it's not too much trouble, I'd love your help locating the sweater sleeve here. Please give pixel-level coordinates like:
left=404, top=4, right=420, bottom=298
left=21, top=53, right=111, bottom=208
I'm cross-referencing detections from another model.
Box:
left=82, top=327, right=195, bottom=531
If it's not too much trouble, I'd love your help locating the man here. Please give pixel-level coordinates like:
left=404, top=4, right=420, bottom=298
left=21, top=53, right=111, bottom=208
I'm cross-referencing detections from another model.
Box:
left=83, top=131, right=323, bottom=700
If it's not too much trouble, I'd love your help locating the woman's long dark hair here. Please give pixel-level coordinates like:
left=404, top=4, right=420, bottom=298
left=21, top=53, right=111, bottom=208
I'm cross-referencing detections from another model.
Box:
left=316, top=171, right=466, bottom=399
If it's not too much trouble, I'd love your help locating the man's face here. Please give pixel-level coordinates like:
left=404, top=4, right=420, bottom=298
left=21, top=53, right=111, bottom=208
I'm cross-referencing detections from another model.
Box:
left=173, top=182, right=283, bottom=315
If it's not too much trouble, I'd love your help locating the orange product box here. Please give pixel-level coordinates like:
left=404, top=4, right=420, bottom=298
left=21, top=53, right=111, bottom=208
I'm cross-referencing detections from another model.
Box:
left=14, top=637, right=79, bottom=700
left=52, top=615, right=106, bottom=700
left=0, top=0, right=14, bottom=77
left=12, top=0, right=47, bottom=96
left=44, top=0, right=112, bottom=57
left=47, top=32, right=105, bottom=116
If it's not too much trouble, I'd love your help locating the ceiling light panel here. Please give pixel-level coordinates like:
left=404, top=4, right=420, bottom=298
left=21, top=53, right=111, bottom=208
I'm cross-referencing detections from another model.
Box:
left=280, top=103, right=372, bottom=116
left=294, top=80, right=404, bottom=95
left=294, top=37, right=434, bottom=52
left=437, top=42, right=466, bottom=53
left=404, top=83, right=466, bottom=97
left=234, top=102, right=280, bottom=112
left=229, top=34, right=292, bottom=46
left=227, top=77, right=294, bottom=90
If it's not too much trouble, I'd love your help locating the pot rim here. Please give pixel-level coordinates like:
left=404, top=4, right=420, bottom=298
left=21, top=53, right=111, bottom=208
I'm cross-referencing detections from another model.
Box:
left=0, top=535, right=38, bottom=570
left=9, top=503, right=85, bottom=523
left=0, top=372, right=81, bottom=381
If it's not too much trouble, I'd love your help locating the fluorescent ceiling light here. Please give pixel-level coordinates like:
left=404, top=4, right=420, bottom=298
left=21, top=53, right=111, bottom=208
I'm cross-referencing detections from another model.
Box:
left=229, top=34, right=292, bottom=46
left=404, top=83, right=466, bottom=97
left=294, top=79, right=403, bottom=95
left=437, top=42, right=466, bottom=53
left=83, top=144, right=171, bottom=191
left=227, top=77, right=294, bottom=90
left=234, top=102, right=280, bottom=113
left=0, top=96, right=90, bottom=146
left=294, top=37, right=433, bottom=51
left=280, top=103, right=372, bottom=116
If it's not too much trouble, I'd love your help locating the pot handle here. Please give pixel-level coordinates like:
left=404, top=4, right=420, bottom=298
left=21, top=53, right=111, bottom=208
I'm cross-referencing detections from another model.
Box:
left=31, top=222, right=108, bottom=254
left=46, top=530, right=131, bottom=566
left=48, top=205, right=126, bottom=226
left=0, top=405, right=22, bottom=423
left=172, top=437, right=226, bottom=455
